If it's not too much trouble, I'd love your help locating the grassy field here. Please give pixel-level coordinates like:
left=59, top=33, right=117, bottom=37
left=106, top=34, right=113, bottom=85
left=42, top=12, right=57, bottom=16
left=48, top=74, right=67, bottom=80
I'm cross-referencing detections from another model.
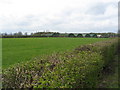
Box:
left=2, top=37, right=109, bottom=68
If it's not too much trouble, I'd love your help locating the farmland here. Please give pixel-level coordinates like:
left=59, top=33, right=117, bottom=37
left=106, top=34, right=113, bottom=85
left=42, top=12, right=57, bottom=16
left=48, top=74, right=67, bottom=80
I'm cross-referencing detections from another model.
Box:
left=2, top=38, right=118, bottom=88
left=2, top=37, right=109, bottom=68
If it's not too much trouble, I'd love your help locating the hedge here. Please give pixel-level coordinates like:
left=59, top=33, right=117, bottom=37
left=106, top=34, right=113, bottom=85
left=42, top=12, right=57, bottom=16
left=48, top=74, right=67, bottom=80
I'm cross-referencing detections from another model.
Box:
left=2, top=38, right=118, bottom=88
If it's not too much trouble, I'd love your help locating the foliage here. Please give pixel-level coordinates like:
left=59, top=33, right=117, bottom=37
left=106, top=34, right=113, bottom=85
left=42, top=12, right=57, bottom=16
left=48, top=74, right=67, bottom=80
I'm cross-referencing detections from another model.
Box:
left=33, top=51, right=103, bottom=88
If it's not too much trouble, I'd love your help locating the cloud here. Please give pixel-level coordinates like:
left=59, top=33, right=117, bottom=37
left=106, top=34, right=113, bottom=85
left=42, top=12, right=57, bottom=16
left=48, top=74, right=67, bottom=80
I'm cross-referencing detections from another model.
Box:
left=86, top=3, right=108, bottom=15
left=0, top=0, right=118, bottom=33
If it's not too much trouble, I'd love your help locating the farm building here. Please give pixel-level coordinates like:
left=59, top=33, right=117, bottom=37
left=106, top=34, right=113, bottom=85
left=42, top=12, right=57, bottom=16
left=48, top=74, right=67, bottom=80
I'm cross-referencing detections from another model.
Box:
left=41, top=34, right=53, bottom=37
left=97, top=35, right=102, bottom=38
left=82, top=34, right=85, bottom=37
left=52, top=33, right=60, bottom=37
left=82, top=34, right=90, bottom=37
left=73, top=33, right=78, bottom=37
left=77, top=34, right=83, bottom=37
left=90, top=34, right=97, bottom=38
left=59, top=33, right=69, bottom=37
left=85, top=34, right=90, bottom=37
left=40, top=33, right=98, bottom=38
left=68, top=33, right=75, bottom=37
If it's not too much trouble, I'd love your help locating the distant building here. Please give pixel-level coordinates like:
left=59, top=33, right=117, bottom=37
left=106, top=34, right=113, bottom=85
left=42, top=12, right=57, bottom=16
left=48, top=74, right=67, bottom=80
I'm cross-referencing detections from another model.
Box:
left=59, top=33, right=69, bottom=37
left=41, top=34, right=53, bottom=37
left=90, top=34, right=97, bottom=38
left=97, top=35, right=102, bottom=38
left=52, top=33, right=60, bottom=37
left=68, top=33, right=75, bottom=37
left=77, top=34, right=83, bottom=37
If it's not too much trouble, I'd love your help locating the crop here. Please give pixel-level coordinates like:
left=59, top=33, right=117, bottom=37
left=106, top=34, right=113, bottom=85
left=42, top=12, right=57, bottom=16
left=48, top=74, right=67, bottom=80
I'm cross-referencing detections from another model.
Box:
left=2, top=38, right=109, bottom=68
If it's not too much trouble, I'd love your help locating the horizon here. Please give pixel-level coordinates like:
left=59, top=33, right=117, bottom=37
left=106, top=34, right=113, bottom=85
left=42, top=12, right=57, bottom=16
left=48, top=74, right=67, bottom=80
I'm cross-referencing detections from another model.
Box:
left=1, top=31, right=118, bottom=35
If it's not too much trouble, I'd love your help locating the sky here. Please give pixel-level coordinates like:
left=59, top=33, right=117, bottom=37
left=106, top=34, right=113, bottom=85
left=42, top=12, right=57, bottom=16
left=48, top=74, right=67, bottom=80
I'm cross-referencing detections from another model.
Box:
left=0, top=0, right=118, bottom=34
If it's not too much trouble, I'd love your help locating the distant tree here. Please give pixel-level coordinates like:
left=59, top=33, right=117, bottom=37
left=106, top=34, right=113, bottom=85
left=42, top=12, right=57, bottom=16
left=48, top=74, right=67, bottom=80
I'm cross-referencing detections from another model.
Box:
left=9, top=33, right=13, bottom=36
left=17, top=32, right=23, bottom=36
left=13, top=33, right=17, bottom=36
left=31, top=33, right=33, bottom=35
left=2, top=33, right=8, bottom=36
left=90, top=32, right=94, bottom=34
left=52, top=33, right=60, bottom=37
left=25, top=32, right=27, bottom=36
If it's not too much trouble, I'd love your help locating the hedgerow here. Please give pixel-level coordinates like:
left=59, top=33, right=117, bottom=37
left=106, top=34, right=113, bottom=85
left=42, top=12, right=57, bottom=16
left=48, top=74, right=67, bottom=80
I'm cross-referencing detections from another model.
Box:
left=2, top=38, right=118, bottom=88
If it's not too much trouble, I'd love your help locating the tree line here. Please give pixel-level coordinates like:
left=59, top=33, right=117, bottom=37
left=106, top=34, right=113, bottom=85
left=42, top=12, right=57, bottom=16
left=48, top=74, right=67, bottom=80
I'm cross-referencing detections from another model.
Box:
left=0, top=31, right=119, bottom=38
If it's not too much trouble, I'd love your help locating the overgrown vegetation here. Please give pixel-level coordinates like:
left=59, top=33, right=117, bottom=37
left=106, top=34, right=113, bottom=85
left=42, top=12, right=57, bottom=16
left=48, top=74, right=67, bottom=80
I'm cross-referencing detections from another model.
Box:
left=2, top=38, right=118, bottom=88
left=98, top=38, right=119, bottom=88
left=98, top=55, right=118, bottom=88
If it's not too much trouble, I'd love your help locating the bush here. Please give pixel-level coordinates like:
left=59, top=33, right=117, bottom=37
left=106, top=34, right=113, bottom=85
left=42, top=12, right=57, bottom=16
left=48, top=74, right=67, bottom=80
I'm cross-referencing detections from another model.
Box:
left=2, top=38, right=118, bottom=88
left=33, top=51, right=103, bottom=88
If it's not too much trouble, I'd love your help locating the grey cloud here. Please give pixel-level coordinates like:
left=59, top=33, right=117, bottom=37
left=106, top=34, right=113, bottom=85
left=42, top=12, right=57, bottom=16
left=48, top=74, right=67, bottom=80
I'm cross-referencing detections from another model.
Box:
left=16, top=21, right=31, bottom=26
left=86, top=3, right=107, bottom=15
left=86, top=2, right=117, bottom=15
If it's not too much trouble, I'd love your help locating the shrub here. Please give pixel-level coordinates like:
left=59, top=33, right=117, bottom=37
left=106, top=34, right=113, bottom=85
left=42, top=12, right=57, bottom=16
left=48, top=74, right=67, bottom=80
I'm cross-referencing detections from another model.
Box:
left=33, top=51, right=103, bottom=88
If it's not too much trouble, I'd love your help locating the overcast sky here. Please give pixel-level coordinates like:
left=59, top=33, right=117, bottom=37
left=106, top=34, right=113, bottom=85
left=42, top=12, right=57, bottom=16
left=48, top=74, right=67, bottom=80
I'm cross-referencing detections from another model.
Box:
left=0, top=0, right=118, bottom=34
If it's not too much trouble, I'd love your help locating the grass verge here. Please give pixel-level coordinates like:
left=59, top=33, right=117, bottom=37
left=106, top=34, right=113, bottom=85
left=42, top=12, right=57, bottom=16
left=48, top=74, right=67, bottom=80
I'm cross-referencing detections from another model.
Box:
left=98, top=55, right=118, bottom=88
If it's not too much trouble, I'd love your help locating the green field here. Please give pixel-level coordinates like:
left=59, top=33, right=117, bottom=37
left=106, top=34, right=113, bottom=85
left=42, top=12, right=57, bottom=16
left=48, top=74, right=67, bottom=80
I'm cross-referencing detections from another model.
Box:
left=2, top=38, right=109, bottom=68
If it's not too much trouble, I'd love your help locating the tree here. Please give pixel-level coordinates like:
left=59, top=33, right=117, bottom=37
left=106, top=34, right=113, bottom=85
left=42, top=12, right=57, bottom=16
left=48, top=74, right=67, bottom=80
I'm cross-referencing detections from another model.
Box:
left=25, top=32, right=27, bottom=36
left=31, top=33, right=34, bottom=35
left=2, top=33, right=8, bottom=36
left=17, top=32, right=22, bottom=36
left=14, top=33, right=18, bottom=36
